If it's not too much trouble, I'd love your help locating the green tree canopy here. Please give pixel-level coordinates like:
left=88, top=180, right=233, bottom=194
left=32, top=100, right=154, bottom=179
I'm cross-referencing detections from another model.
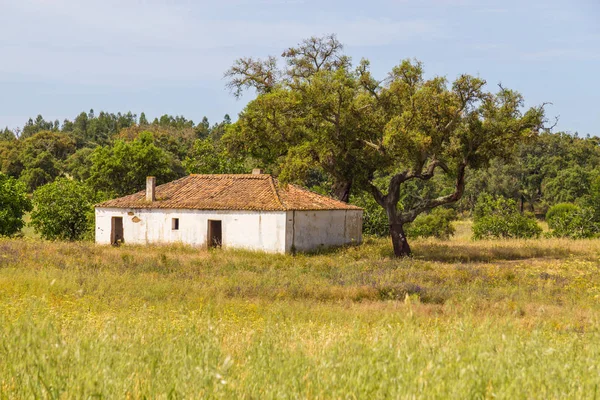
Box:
left=583, top=173, right=600, bottom=221
left=62, top=110, right=137, bottom=148
left=184, top=138, right=245, bottom=175
left=18, top=131, right=76, bottom=192
left=0, top=140, right=23, bottom=178
left=20, top=115, right=59, bottom=139
left=0, top=128, right=15, bottom=141
left=30, top=178, right=101, bottom=241
left=461, top=132, right=600, bottom=213
left=0, top=172, right=32, bottom=237
left=87, top=131, right=184, bottom=197
left=225, top=35, right=546, bottom=256
left=139, top=112, right=149, bottom=126
left=64, top=147, right=95, bottom=182
left=472, top=194, right=542, bottom=240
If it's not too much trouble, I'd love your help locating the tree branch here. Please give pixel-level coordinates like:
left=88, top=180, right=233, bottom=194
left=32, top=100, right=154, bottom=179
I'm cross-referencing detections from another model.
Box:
left=386, top=172, right=408, bottom=210
left=404, top=158, right=449, bottom=181
left=362, top=139, right=384, bottom=153
left=400, top=162, right=467, bottom=223
left=368, top=183, right=385, bottom=207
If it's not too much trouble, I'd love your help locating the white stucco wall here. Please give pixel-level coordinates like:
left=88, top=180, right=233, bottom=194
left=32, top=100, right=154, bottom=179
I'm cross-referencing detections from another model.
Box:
left=285, top=210, right=363, bottom=252
left=95, top=208, right=288, bottom=253
left=95, top=207, right=363, bottom=253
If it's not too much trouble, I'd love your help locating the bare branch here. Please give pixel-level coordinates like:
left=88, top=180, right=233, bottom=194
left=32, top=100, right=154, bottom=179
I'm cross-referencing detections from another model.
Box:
left=282, top=34, right=349, bottom=81
left=224, top=56, right=279, bottom=98
left=537, top=102, right=558, bottom=132
left=547, top=115, right=559, bottom=131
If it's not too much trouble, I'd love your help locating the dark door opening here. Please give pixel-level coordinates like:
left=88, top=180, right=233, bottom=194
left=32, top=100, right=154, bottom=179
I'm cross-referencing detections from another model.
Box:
left=111, top=216, right=124, bottom=245
left=207, top=220, right=222, bottom=248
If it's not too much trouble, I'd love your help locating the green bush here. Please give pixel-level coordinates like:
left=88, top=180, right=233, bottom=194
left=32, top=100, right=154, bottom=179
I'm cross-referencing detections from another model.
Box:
left=546, top=203, right=599, bottom=239
left=406, top=208, right=456, bottom=240
left=0, top=172, right=32, bottom=236
left=350, top=192, right=458, bottom=240
left=350, top=192, right=388, bottom=237
left=583, top=174, right=600, bottom=222
left=546, top=203, right=579, bottom=225
left=472, top=194, right=542, bottom=240
left=30, top=178, right=103, bottom=241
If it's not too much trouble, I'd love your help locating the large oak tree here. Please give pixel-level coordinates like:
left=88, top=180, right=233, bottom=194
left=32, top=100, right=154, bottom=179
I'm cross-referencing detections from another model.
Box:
left=225, top=35, right=546, bottom=256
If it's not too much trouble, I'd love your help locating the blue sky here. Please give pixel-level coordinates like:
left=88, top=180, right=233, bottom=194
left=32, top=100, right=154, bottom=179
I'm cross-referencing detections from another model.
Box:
left=1, top=0, right=599, bottom=135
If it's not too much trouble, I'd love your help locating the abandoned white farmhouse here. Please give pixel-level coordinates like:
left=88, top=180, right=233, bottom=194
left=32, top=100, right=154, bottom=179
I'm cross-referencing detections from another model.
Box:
left=94, top=172, right=363, bottom=253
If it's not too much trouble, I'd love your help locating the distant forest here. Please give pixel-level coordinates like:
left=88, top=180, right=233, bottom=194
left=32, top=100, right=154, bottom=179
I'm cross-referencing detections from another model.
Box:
left=0, top=111, right=239, bottom=197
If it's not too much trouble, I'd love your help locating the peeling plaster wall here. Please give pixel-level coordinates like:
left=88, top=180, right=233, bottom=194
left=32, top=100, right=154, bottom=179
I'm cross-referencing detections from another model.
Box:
left=95, top=208, right=288, bottom=253
left=286, top=210, right=363, bottom=252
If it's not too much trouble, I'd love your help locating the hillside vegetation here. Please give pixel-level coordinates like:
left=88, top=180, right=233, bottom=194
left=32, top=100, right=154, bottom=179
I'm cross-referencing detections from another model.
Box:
left=2, top=234, right=600, bottom=398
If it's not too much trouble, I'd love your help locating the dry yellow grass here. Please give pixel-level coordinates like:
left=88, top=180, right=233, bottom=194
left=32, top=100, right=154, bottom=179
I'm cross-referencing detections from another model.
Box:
left=1, top=233, right=600, bottom=398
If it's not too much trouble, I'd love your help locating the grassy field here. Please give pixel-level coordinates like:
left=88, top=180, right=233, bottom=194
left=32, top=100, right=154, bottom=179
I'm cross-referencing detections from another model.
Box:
left=1, top=230, right=600, bottom=398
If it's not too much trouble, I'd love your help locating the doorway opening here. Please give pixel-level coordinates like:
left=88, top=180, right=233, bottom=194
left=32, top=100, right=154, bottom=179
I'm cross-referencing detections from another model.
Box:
left=207, top=220, right=222, bottom=248
left=111, top=216, right=124, bottom=245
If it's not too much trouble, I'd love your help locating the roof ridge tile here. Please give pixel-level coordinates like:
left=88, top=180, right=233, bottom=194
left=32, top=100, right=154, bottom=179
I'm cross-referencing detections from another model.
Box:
left=268, top=176, right=286, bottom=210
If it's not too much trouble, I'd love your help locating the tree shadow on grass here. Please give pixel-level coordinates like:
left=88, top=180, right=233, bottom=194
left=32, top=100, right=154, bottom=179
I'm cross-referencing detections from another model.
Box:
left=296, top=239, right=571, bottom=263
left=411, top=241, right=584, bottom=263
left=300, top=242, right=363, bottom=257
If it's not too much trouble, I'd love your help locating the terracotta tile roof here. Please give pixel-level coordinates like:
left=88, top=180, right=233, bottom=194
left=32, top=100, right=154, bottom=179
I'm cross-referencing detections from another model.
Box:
left=96, top=174, right=362, bottom=211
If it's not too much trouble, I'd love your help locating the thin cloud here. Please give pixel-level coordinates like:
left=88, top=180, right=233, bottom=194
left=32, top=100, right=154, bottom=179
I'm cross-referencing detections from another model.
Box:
left=0, top=0, right=445, bottom=85
left=521, top=48, right=600, bottom=61
left=3, top=3, right=443, bottom=50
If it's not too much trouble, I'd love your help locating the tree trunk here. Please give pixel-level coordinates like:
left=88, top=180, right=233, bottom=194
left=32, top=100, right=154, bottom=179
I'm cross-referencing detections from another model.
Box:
left=390, top=222, right=411, bottom=257
left=332, top=180, right=352, bottom=203
left=520, top=194, right=525, bottom=214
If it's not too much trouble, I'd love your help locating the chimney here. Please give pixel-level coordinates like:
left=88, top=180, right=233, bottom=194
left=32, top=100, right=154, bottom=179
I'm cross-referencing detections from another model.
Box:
left=146, top=176, right=156, bottom=202
left=252, top=168, right=263, bottom=175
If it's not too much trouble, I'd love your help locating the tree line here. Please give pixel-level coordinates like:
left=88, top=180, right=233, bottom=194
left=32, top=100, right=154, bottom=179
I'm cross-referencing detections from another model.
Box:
left=0, top=111, right=238, bottom=194
left=1, top=34, right=599, bottom=255
left=0, top=111, right=242, bottom=240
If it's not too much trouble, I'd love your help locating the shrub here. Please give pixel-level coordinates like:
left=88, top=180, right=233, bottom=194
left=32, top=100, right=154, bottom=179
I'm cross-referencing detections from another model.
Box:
left=546, top=203, right=599, bottom=239
left=546, top=203, right=579, bottom=225
left=582, top=173, right=600, bottom=222
left=0, top=172, right=32, bottom=236
left=350, top=192, right=388, bottom=237
left=472, top=194, right=541, bottom=240
left=406, top=208, right=456, bottom=240
left=30, top=178, right=102, bottom=241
